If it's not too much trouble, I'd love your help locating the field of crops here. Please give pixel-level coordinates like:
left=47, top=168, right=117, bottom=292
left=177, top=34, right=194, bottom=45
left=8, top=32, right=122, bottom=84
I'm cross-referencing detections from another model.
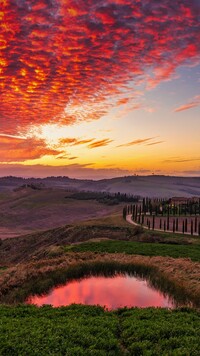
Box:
left=69, top=240, right=200, bottom=262
left=0, top=305, right=200, bottom=355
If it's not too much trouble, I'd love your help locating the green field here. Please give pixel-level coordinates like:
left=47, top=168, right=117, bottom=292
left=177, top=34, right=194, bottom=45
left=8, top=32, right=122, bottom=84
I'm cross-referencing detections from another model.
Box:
left=0, top=305, right=200, bottom=355
left=68, top=240, right=200, bottom=262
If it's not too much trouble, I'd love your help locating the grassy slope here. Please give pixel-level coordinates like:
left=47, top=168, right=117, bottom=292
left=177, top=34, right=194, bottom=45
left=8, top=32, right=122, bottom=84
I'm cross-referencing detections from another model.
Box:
left=0, top=305, right=200, bottom=355
left=69, top=240, right=200, bottom=261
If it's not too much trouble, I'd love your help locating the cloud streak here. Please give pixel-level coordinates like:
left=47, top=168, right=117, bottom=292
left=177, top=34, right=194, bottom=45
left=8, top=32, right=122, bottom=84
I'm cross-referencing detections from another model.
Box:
left=117, top=137, right=157, bottom=147
left=88, top=139, right=113, bottom=149
left=174, top=95, right=200, bottom=112
left=146, top=141, right=164, bottom=146
left=163, top=157, right=200, bottom=163
left=59, top=138, right=94, bottom=146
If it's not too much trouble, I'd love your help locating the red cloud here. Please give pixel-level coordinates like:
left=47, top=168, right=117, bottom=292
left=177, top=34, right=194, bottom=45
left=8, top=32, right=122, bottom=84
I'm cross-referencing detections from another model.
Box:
left=0, top=0, right=200, bottom=134
left=0, top=135, right=61, bottom=162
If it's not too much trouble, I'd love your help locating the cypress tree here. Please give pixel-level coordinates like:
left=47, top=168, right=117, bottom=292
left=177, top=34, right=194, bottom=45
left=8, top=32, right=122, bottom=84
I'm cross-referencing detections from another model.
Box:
left=142, top=198, right=145, bottom=213
left=185, top=218, right=188, bottom=233
left=152, top=215, right=155, bottom=230
left=132, top=205, right=135, bottom=220
left=167, top=216, right=169, bottom=230
left=173, top=219, right=175, bottom=233
left=149, top=202, right=152, bottom=215
left=182, top=220, right=185, bottom=234
left=135, top=206, right=138, bottom=221
left=123, top=206, right=127, bottom=220
left=195, top=217, right=197, bottom=233
left=194, top=204, right=197, bottom=216
left=176, top=218, right=178, bottom=231
left=139, top=205, right=142, bottom=215
left=191, top=220, right=193, bottom=236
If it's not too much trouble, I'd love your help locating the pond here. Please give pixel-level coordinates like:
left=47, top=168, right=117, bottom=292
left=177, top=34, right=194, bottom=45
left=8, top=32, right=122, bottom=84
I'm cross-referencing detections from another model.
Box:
left=26, top=273, right=176, bottom=310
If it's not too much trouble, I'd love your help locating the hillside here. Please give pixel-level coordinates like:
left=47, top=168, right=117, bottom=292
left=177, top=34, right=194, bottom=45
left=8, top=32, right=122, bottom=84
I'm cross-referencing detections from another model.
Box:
left=0, top=175, right=200, bottom=197
left=0, top=188, right=122, bottom=239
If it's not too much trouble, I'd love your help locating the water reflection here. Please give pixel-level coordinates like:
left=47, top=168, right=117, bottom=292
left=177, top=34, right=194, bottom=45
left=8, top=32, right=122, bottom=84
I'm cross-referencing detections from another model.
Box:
left=26, top=273, right=175, bottom=310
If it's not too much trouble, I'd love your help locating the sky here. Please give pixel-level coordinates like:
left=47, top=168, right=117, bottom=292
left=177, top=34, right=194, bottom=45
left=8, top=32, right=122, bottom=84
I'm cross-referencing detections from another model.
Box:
left=0, top=0, right=200, bottom=179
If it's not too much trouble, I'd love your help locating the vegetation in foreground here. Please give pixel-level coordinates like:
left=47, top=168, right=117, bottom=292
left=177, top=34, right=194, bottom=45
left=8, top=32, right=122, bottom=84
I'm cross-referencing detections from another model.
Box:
left=0, top=304, right=200, bottom=355
left=69, top=240, right=200, bottom=262
left=1, top=212, right=200, bottom=355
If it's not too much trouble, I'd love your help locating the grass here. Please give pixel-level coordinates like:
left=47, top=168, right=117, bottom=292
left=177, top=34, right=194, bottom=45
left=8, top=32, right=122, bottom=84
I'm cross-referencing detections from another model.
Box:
left=0, top=305, right=200, bottom=355
left=80, top=212, right=130, bottom=227
left=0, top=267, right=7, bottom=274
left=68, top=240, right=200, bottom=262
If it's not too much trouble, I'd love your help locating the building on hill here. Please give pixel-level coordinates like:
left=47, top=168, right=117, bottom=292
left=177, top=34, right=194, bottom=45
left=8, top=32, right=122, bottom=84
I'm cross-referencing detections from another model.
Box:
left=169, top=197, right=188, bottom=206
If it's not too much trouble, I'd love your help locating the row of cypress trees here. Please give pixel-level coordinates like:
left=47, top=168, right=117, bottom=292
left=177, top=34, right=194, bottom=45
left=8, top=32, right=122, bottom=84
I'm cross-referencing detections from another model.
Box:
left=123, top=204, right=200, bottom=236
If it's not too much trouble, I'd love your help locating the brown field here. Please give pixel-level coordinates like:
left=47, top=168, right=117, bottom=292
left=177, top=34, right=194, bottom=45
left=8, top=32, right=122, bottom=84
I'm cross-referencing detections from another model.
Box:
left=0, top=187, right=123, bottom=239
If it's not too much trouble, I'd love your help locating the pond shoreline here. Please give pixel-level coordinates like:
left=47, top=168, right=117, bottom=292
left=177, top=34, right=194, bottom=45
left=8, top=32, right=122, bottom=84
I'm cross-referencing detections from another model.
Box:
left=0, top=252, right=200, bottom=308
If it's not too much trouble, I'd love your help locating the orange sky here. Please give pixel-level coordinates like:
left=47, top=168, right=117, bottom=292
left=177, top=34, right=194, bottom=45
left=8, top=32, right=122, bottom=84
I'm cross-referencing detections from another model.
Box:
left=0, top=0, right=200, bottom=178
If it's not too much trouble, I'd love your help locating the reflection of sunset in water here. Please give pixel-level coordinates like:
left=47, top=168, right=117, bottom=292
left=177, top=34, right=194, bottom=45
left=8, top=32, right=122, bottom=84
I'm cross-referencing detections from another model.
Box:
left=26, top=274, right=175, bottom=310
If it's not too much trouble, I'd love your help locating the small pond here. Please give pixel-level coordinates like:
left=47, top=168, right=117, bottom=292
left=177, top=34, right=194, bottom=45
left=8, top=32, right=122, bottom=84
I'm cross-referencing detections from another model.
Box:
left=26, top=273, right=176, bottom=310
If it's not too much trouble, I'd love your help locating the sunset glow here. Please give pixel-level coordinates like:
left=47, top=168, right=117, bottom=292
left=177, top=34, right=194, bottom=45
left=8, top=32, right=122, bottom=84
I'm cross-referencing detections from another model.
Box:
left=0, top=0, right=200, bottom=178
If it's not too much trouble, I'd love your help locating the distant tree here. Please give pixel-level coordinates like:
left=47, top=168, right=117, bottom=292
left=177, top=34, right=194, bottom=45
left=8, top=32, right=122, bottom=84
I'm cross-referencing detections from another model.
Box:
left=176, top=218, right=179, bottom=232
left=142, top=198, right=145, bottom=213
left=182, top=220, right=185, bottom=234
left=123, top=206, right=127, bottom=220
left=191, top=220, right=193, bottom=236
left=152, top=216, right=155, bottom=230
left=195, top=217, right=197, bottom=233
left=173, top=219, right=175, bottom=233
left=167, top=216, right=170, bottom=231
left=185, top=218, right=188, bottom=233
